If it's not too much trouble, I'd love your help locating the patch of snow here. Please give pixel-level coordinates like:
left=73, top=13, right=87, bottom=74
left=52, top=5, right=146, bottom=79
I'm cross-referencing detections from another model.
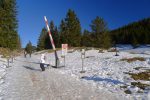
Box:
left=0, top=56, right=7, bottom=100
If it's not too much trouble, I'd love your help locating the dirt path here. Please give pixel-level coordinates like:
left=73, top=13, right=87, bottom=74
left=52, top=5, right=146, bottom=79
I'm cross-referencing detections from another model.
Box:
left=2, top=56, right=126, bottom=100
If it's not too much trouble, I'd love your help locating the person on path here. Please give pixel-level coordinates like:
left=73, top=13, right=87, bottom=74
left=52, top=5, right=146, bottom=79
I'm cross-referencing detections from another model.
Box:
left=24, top=50, right=27, bottom=58
left=40, top=53, right=46, bottom=71
left=29, top=51, right=32, bottom=58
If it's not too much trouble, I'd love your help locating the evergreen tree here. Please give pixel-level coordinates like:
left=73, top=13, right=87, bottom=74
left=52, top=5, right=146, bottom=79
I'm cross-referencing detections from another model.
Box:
left=54, top=27, right=60, bottom=47
left=49, top=21, right=60, bottom=48
left=90, top=16, right=107, bottom=34
left=144, top=32, right=150, bottom=44
left=43, top=21, right=56, bottom=49
left=59, top=19, right=67, bottom=44
left=60, top=9, right=81, bottom=47
left=81, top=30, right=93, bottom=47
left=111, top=17, right=150, bottom=45
left=37, top=27, right=48, bottom=50
left=132, top=36, right=138, bottom=48
left=90, top=16, right=110, bottom=48
left=0, top=0, right=20, bottom=49
left=44, top=33, right=52, bottom=49
left=101, top=32, right=112, bottom=49
left=17, top=35, right=22, bottom=49
left=37, top=21, right=60, bottom=51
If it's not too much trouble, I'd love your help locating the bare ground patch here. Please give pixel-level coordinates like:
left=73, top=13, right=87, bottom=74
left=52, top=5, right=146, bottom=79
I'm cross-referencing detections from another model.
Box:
left=120, top=57, right=145, bottom=63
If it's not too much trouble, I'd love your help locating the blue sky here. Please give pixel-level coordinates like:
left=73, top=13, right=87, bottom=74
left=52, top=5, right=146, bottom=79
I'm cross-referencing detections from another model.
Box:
left=17, top=0, right=150, bottom=47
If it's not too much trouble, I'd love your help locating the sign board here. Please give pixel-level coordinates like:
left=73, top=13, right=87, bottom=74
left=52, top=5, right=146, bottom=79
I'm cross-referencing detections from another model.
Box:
left=62, top=44, right=68, bottom=56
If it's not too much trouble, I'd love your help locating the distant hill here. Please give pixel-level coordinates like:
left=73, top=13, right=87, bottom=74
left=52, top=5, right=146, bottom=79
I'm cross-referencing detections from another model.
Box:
left=111, top=17, right=150, bottom=46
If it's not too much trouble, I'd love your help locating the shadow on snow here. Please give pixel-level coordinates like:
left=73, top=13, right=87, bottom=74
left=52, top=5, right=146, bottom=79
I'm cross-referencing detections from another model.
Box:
left=82, top=76, right=125, bottom=85
left=23, top=66, right=41, bottom=72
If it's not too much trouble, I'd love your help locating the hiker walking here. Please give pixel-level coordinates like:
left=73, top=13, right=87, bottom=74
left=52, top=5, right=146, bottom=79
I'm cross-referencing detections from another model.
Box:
left=24, top=50, right=27, bottom=58
left=25, top=41, right=32, bottom=58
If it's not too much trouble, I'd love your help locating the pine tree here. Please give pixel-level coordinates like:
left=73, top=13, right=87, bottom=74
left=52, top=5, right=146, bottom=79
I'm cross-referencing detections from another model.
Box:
left=90, top=16, right=107, bottom=34
left=37, top=27, right=48, bottom=50
left=49, top=21, right=60, bottom=48
left=59, top=9, right=81, bottom=47
left=81, top=30, right=93, bottom=47
left=111, top=17, right=150, bottom=45
left=101, top=32, right=112, bottom=49
left=37, top=21, right=60, bottom=51
left=59, top=19, right=67, bottom=44
left=90, top=16, right=110, bottom=48
left=132, top=36, right=138, bottom=48
left=54, top=27, right=60, bottom=47
left=44, top=33, right=52, bottom=49
left=17, top=35, right=22, bottom=49
left=0, top=0, right=20, bottom=49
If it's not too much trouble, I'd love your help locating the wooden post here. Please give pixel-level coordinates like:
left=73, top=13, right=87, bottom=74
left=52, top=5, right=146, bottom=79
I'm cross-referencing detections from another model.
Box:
left=80, top=49, right=86, bottom=73
left=7, top=57, right=9, bottom=67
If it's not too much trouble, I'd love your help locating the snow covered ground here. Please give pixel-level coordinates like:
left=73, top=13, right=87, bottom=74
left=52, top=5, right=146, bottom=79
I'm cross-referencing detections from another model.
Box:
left=0, top=45, right=150, bottom=100
left=44, top=45, right=150, bottom=99
left=0, top=56, right=7, bottom=100
left=0, top=55, right=122, bottom=100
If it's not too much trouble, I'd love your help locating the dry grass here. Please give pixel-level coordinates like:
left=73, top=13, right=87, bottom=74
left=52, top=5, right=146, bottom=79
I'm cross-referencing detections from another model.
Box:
left=129, top=52, right=137, bottom=54
left=0, top=47, right=22, bottom=58
left=47, top=49, right=55, bottom=53
left=0, top=47, right=11, bottom=58
left=120, top=57, right=145, bottom=63
left=128, top=70, right=150, bottom=81
left=131, top=82, right=150, bottom=90
left=35, top=48, right=62, bottom=54
left=123, top=69, right=150, bottom=94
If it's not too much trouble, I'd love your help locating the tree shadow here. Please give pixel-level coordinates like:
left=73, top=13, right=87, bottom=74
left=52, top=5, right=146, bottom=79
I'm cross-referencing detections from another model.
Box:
left=82, top=76, right=125, bottom=85
left=23, top=66, right=41, bottom=72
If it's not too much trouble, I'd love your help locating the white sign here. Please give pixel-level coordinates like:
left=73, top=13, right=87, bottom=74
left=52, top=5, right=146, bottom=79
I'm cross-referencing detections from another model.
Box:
left=62, top=44, right=68, bottom=56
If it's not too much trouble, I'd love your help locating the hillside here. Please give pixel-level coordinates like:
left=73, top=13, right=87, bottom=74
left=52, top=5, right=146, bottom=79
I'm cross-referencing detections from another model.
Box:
left=111, top=17, right=150, bottom=45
